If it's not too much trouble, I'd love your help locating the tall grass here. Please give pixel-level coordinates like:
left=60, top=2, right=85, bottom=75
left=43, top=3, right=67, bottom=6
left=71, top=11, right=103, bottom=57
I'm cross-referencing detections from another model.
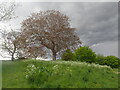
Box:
left=2, top=60, right=118, bottom=88
left=0, top=61, right=2, bottom=89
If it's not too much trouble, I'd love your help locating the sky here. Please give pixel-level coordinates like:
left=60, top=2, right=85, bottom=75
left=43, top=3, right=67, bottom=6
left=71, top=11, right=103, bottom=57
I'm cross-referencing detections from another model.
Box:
left=0, top=1, right=119, bottom=60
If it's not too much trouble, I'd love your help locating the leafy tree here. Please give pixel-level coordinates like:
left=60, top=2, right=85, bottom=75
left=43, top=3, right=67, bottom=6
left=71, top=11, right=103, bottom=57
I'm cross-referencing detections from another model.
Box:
left=20, top=10, right=81, bottom=60
left=75, top=46, right=96, bottom=63
left=104, top=56, right=119, bottom=68
left=95, top=54, right=105, bottom=65
left=16, top=32, right=46, bottom=60
left=61, top=49, right=75, bottom=61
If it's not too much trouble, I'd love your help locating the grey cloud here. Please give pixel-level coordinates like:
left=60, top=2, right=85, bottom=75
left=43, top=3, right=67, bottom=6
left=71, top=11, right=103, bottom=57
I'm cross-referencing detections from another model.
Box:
left=91, top=41, right=118, bottom=57
left=2, top=2, right=118, bottom=57
left=36, top=2, right=118, bottom=46
left=73, top=2, right=118, bottom=46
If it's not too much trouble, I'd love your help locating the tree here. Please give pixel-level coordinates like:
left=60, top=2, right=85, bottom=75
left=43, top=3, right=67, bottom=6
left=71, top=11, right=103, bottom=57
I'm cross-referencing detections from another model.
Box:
left=95, top=54, right=105, bottom=64
left=16, top=31, right=46, bottom=60
left=0, top=29, right=20, bottom=60
left=0, top=2, right=19, bottom=60
left=75, top=46, right=96, bottom=63
left=26, top=46, right=46, bottom=60
left=0, top=2, right=17, bottom=21
left=21, top=10, right=81, bottom=60
left=104, top=56, right=119, bottom=68
left=61, top=49, right=75, bottom=61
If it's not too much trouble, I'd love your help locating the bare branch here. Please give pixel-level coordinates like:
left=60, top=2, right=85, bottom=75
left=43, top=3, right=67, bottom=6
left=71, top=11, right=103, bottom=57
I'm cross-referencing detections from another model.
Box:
left=0, top=2, right=17, bottom=21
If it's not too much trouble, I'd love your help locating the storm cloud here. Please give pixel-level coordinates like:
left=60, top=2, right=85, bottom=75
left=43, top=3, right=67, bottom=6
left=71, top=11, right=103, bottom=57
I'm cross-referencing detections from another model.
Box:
left=0, top=2, right=118, bottom=58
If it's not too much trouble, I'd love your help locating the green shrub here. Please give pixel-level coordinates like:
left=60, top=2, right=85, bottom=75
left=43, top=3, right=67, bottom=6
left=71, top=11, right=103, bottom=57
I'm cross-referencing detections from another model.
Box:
left=95, top=54, right=119, bottom=68
left=75, top=46, right=96, bottom=63
left=61, top=49, right=75, bottom=61
left=95, top=54, right=105, bottom=65
left=25, top=64, right=51, bottom=85
left=25, top=63, right=73, bottom=86
left=103, top=56, right=119, bottom=68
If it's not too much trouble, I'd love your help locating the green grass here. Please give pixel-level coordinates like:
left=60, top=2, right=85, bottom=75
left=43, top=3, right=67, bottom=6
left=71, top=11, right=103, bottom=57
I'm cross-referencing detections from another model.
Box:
left=0, top=61, right=2, bottom=89
left=2, top=60, right=118, bottom=88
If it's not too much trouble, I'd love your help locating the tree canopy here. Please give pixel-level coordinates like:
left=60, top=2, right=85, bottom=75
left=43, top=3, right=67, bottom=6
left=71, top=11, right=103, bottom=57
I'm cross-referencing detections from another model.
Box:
left=20, top=10, right=81, bottom=60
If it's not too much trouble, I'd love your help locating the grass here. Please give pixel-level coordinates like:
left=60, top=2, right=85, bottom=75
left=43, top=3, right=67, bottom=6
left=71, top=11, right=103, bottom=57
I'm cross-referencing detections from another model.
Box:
left=0, top=61, right=2, bottom=89
left=2, top=59, right=118, bottom=88
left=2, top=60, right=31, bottom=88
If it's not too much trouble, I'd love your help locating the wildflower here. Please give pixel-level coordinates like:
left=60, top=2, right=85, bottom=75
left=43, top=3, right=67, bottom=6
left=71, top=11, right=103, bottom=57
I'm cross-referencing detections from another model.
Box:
left=52, top=65, right=59, bottom=69
left=32, top=65, right=35, bottom=67
left=25, top=75, right=28, bottom=78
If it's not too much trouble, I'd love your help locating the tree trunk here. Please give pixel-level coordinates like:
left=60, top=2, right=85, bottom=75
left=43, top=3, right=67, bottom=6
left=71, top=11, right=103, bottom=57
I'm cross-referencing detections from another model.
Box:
left=11, top=44, right=16, bottom=61
left=52, top=51, right=56, bottom=60
left=11, top=53, right=14, bottom=61
left=34, top=57, right=37, bottom=60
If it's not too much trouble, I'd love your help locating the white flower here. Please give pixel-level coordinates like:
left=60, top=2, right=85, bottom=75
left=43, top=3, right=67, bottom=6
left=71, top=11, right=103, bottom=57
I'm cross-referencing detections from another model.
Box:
left=25, top=75, right=28, bottom=78
left=53, top=65, right=59, bottom=69
left=32, top=65, right=35, bottom=67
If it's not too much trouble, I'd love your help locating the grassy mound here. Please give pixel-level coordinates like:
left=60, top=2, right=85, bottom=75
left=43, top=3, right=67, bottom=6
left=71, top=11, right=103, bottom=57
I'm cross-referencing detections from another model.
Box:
left=2, top=60, right=118, bottom=88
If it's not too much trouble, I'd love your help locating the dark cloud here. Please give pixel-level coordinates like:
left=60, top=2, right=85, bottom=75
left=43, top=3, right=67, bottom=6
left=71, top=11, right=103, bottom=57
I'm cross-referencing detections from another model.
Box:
left=72, top=2, right=118, bottom=46
left=91, top=41, right=118, bottom=57
left=1, top=2, right=118, bottom=58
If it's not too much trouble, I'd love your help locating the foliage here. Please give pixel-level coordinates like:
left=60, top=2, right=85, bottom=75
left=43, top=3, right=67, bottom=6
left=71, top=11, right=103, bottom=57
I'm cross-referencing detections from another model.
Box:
left=103, top=56, right=119, bottom=68
left=75, top=46, right=96, bottom=63
left=25, top=64, right=50, bottom=85
left=15, top=33, right=46, bottom=60
left=95, top=54, right=105, bottom=65
left=25, top=63, right=72, bottom=86
left=20, top=10, right=81, bottom=60
left=61, top=49, right=75, bottom=61
left=95, top=54, right=119, bottom=68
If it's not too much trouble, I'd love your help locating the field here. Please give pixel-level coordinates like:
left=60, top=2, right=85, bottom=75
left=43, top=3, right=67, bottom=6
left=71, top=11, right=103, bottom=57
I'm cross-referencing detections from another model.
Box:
left=2, top=60, right=119, bottom=88
left=0, top=61, right=2, bottom=89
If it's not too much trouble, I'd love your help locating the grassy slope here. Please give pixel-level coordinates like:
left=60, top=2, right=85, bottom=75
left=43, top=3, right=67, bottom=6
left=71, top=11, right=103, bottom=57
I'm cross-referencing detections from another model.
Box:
left=2, top=60, right=118, bottom=88
left=0, top=61, right=2, bottom=89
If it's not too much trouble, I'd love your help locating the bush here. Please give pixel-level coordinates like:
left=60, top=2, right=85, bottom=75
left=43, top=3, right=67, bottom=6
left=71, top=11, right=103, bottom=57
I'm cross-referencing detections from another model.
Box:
left=95, top=55, right=119, bottom=68
left=61, top=49, right=75, bottom=61
left=103, top=56, right=119, bottom=68
left=25, top=64, right=73, bottom=86
left=95, top=54, right=105, bottom=65
left=25, top=64, right=51, bottom=85
left=75, top=46, right=96, bottom=63
left=18, top=57, right=27, bottom=60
